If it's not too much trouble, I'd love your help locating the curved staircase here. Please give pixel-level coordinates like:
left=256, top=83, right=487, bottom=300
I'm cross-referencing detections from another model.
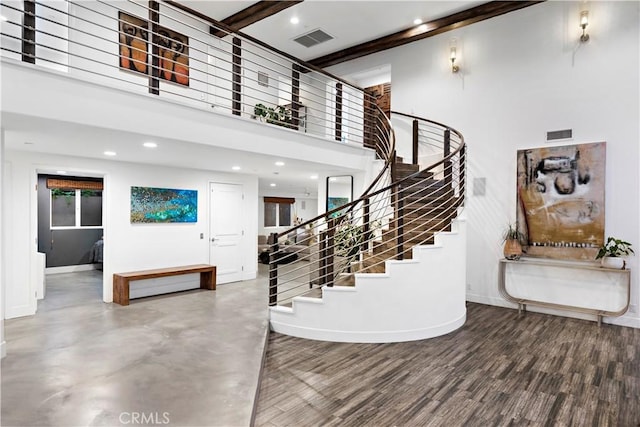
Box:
left=267, top=109, right=467, bottom=343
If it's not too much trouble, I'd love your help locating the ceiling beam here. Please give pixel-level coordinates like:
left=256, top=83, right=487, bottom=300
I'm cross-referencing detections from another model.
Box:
left=308, top=1, right=545, bottom=69
left=162, top=0, right=363, bottom=90
left=210, top=1, right=303, bottom=38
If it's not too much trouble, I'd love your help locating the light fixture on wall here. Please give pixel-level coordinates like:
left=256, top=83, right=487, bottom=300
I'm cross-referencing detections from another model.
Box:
left=449, top=39, right=459, bottom=73
left=450, top=47, right=459, bottom=73
left=579, top=9, right=590, bottom=42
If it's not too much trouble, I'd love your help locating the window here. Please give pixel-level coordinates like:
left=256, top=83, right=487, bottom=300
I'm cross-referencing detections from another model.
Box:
left=263, top=197, right=294, bottom=227
left=48, top=178, right=103, bottom=229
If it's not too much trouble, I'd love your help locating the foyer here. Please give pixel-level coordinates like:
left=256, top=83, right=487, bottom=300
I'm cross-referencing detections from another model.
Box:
left=3, top=269, right=639, bottom=426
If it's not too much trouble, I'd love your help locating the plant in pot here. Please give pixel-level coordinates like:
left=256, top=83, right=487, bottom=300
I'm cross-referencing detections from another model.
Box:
left=253, top=103, right=268, bottom=121
left=503, top=224, right=525, bottom=260
left=595, top=237, right=634, bottom=269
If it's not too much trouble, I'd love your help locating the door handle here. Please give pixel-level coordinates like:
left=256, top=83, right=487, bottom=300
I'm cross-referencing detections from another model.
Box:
left=211, top=237, right=216, bottom=242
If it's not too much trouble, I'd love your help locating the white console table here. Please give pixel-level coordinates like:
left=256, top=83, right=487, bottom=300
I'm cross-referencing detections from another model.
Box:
left=498, top=258, right=630, bottom=326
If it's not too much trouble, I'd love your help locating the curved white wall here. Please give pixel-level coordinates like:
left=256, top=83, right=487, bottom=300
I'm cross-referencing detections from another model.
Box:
left=270, top=218, right=467, bottom=343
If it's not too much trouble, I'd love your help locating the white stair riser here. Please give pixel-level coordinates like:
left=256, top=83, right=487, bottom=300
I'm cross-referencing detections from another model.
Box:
left=269, top=218, right=467, bottom=343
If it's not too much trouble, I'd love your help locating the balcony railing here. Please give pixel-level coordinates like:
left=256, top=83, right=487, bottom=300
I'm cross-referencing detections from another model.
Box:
left=1, top=0, right=377, bottom=146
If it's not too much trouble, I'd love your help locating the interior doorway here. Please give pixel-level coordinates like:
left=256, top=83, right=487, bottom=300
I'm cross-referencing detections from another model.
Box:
left=209, top=182, right=244, bottom=284
left=36, top=173, right=104, bottom=304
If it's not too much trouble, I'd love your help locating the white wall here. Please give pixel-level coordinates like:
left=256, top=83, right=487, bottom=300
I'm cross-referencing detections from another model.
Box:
left=327, top=1, right=640, bottom=326
left=2, top=150, right=258, bottom=318
left=0, top=129, right=5, bottom=357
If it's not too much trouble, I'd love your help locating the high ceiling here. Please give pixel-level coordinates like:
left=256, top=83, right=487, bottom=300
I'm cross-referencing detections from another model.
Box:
left=178, top=1, right=481, bottom=61
left=5, top=1, right=524, bottom=199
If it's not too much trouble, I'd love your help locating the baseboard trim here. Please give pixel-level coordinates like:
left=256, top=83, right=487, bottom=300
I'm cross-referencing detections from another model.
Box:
left=46, top=264, right=97, bottom=275
left=269, top=311, right=467, bottom=343
left=466, top=293, right=640, bottom=328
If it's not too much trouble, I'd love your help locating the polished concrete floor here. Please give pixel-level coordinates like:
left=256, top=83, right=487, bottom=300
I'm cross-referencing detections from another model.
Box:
left=2, top=269, right=269, bottom=427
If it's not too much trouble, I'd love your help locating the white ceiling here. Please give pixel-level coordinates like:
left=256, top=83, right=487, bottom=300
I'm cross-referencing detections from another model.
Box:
left=180, top=1, right=481, bottom=61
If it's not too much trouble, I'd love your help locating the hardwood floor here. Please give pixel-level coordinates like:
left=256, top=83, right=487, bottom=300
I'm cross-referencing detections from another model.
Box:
left=255, top=303, right=640, bottom=426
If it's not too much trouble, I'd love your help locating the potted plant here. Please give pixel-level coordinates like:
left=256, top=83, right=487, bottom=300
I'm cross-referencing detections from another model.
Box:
left=503, top=223, right=525, bottom=260
left=596, top=237, right=634, bottom=269
left=253, top=103, right=268, bottom=121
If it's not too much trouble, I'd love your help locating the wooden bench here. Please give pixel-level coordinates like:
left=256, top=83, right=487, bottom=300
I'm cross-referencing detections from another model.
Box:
left=113, top=264, right=216, bottom=306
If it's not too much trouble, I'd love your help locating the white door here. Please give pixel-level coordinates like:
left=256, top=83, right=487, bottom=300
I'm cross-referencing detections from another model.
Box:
left=210, top=183, right=243, bottom=284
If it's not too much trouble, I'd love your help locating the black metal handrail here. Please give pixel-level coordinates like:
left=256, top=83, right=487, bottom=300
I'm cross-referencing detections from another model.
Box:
left=268, top=112, right=466, bottom=306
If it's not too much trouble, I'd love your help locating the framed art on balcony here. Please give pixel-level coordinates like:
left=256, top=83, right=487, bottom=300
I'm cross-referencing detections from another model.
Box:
left=118, top=12, right=190, bottom=87
left=155, top=27, right=190, bottom=86
left=118, top=12, right=149, bottom=75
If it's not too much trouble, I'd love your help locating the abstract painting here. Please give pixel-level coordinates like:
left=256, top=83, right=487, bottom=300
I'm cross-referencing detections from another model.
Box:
left=131, top=187, right=197, bottom=223
left=118, top=12, right=148, bottom=75
left=155, top=26, right=190, bottom=86
left=516, top=142, right=606, bottom=260
left=328, top=197, right=350, bottom=219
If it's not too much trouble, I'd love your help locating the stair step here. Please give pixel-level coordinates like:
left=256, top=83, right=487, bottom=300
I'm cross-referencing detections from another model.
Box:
left=370, top=242, right=414, bottom=260
left=395, top=169, right=434, bottom=181
left=394, top=162, right=420, bottom=174
left=334, top=274, right=355, bottom=286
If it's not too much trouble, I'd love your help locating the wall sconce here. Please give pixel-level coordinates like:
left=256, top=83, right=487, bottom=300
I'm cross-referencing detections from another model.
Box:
left=450, top=47, right=459, bottom=73
left=579, top=10, right=590, bottom=42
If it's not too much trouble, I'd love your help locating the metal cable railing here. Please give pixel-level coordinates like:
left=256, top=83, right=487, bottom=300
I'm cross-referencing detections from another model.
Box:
left=0, top=0, right=377, bottom=144
left=268, top=111, right=466, bottom=306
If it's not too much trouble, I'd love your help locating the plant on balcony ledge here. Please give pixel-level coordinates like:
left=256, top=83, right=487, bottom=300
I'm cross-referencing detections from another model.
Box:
left=253, top=103, right=293, bottom=128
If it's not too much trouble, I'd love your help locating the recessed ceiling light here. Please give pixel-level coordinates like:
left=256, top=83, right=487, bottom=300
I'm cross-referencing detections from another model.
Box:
left=56, top=170, right=67, bottom=175
left=290, top=16, right=299, bottom=24
left=270, top=183, right=276, bottom=187
left=310, top=175, right=318, bottom=180
left=143, top=142, right=157, bottom=148
left=275, top=161, right=285, bottom=166
left=104, top=151, right=117, bottom=156
left=413, top=18, right=422, bottom=25
left=232, top=166, right=241, bottom=171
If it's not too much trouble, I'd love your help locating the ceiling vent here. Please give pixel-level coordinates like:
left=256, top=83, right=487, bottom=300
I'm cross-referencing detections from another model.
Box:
left=293, top=29, right=334, bottom=48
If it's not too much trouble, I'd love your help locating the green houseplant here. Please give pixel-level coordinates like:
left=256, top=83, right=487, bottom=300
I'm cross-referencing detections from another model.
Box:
left=596, top=237, right=634, bottom=269
left=503, top=223, right=525, bottom=260
left=253, top=103, right=268, bottom=121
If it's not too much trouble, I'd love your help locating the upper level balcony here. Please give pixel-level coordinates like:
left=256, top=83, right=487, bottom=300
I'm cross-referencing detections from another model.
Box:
left=1, top=0, right=383, bottom=175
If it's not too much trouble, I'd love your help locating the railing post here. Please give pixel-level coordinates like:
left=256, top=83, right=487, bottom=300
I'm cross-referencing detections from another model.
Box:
left=397, top=195, right=404, bottom=260
left=335, top=83, right=343, bottom=142
left=412, top=119, right=419, bottom=165
left=149, top=0, right=160, bottom=95
left=268, top=232, right=278, bottom=306
left=326, top=218, right=336, bottom=286
left=319, top=229, right=327, bottom=287
left=444, top=129, right=452, bottom=188
left=460, top=144, right=466, bottom=199
left=291, top=64, right=301, bottom=130
left=22, top=0, right=36, bottom=64
left=232, top=37, right=242, bottom=116
left=362, top=198, right=370, bottom=253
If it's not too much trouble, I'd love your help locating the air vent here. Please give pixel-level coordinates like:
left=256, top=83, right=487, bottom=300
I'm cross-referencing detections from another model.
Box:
left=546, top=129, right=573, bottom=141
left=257, top=71, right=269, bottom=87
left=293, top=29, right=334, bottom=48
